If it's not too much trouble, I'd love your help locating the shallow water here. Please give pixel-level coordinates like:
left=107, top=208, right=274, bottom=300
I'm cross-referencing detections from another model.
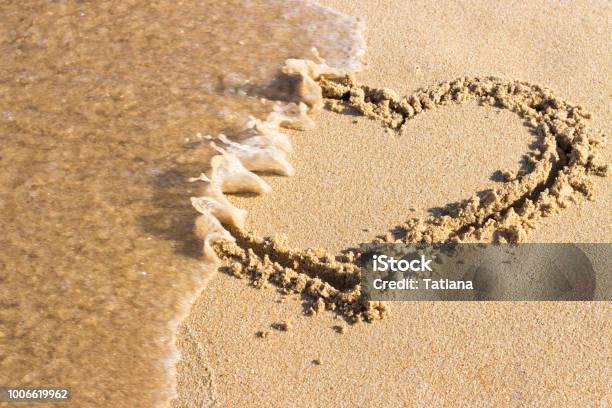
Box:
left=0, top=1, right=363, bottom=406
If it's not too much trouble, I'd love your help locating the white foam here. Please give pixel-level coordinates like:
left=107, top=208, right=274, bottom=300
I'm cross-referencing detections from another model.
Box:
left=167, top=2, right=368, bottom=405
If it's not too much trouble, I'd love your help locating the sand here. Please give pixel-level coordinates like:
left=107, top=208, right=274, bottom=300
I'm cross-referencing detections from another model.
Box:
left=1, top=1, right=609, bottom=407
left=174, top=1, right=611, bottom=407
left=0, top=1, right=366, bottom=407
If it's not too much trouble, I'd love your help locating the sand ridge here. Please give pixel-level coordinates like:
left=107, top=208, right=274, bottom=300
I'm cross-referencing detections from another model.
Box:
left=319, top=74, right=608, bottom=243
left=200, top=68, right=608, bottom=323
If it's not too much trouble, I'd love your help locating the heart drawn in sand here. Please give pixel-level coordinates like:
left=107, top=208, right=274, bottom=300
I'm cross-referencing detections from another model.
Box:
left=190, top=58, right=607, bottom=322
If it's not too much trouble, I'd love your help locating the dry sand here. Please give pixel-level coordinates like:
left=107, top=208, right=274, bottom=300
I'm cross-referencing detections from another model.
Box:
left=174, top=1, right=611, bottom=407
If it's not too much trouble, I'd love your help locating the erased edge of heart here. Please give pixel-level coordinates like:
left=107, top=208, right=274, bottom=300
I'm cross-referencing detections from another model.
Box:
left=189, top=55, right=608, bottom=323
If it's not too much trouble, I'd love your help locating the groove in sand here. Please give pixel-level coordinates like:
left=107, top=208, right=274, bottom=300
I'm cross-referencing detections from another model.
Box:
left=201, top=71, right=608, bottom=323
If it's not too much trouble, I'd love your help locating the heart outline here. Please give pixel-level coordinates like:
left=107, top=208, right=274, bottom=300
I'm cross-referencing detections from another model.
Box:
left=200, top=62, right=608, bottom=322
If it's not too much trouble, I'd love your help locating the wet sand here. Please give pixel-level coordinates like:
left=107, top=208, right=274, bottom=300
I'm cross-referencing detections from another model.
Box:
left=175, top=1, right=611, bottom=407
left=0, top=1, right=362, bottom=406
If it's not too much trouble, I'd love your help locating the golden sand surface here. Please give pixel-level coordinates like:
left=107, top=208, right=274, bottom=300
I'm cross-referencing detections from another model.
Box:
left=174, top=1, right=611, bottom=407
left=1, top=0, right=610, bottom=407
